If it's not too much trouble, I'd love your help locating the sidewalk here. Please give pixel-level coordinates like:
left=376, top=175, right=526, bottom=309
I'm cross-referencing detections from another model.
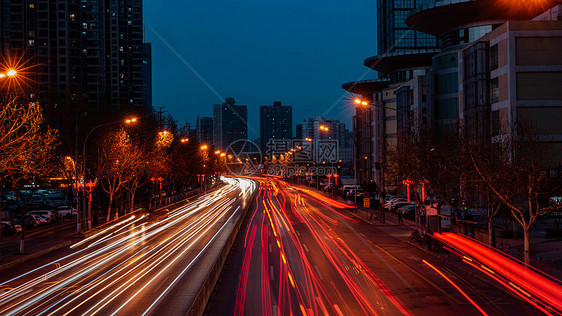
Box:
left=307, top=187, right=562, bottom=280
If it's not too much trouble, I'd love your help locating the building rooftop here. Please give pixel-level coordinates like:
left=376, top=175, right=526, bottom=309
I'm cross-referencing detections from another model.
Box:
left=341, top=79, right=391, bottom=95
left=363, top=49, right=439, bottom=74
left=406, top=0, right=562, bottom=37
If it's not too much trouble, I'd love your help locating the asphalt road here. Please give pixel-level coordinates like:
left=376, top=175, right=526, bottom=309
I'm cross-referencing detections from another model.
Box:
left=0, top=177, right=256, bottom=316
left=206, top=178, right=547, bottom=316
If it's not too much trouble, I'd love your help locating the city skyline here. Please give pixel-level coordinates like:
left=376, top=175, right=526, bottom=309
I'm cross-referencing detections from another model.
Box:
left=143, top=0, right=377, bottom=139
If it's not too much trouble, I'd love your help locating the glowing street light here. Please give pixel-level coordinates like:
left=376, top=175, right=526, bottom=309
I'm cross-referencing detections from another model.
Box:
left=201, top=145, right=208, bottom=150
left=180, top=138, right=189, bottom=143
left=0, top=69, right=17, bottom=78
left=305, top=137, right=312, bottom=142
left=319, top=125, right=329, bottom=132
left=125, top=117, right=137, bottom=124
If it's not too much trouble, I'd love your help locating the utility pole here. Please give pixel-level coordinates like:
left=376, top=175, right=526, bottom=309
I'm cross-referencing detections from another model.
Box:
left=155, top=106, right=168, bottom=127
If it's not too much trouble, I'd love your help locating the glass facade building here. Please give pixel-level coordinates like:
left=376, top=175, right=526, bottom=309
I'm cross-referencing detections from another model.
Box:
left=377, top=0, right=438, bottom=56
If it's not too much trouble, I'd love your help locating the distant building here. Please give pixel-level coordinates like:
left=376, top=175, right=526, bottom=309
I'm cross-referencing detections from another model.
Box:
left=213, top=97, right=248, bottom=151
left=295, top=124, right=303, bottom=140
left=196, top=116, right=213, bottom=145
left=260, top=101, right=292, bottom=157
left=143, top=43, right=153, bottom=115
left=297, top=116, right=349, bottom=164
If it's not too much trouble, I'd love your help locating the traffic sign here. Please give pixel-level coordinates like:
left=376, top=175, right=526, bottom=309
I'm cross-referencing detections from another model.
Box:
left=363, top=198, right=370, bottom=208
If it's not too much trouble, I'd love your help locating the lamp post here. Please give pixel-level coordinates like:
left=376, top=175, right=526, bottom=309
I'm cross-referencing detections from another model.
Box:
left=354, top=97, right=405, bottom=224
left=81, top=117, right=137, bottom=231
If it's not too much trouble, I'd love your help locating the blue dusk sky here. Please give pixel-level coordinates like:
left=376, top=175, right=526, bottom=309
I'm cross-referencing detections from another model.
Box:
left=144, top=0, right=377, bottom=139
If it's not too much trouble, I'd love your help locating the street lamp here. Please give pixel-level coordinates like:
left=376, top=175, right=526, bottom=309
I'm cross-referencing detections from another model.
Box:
left=180, top=138, right=189, bottom=143
left=0, top=69, right=17, bottom=78
left=353, top=97, right=403, bottom=223
left=201, top=145, right=208, bottom=150
left=80, top=117, right=138, bottom=232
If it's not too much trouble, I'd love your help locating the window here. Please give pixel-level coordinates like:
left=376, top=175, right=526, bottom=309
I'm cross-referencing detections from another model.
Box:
left=490, top=44, right=498, bottom=70
left=490, top=78, right=499, bottom=103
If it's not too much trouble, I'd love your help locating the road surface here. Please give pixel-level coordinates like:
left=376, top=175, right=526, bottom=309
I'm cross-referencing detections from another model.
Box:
left=0, top=177, right=256, bottom=315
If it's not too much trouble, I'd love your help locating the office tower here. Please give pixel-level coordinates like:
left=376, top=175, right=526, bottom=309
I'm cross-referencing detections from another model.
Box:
left=260, top=101, right=292, bottom=157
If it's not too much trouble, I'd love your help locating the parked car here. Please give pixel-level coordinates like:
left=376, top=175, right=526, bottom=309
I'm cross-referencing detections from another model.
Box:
left=2, top=219, right=22, bottom=233
left=385, top=198, right=407, bottom=209
left=1, top=222, right=15, bottom=236
left=398, top=204, right=416, bottom=214
left=27, top=210, right=58, bottom=223
left=391, top=202, right=414, bottom=212
left=25, top=214, right=42, bottom=228
left=56, top=205, right=77, bottom=217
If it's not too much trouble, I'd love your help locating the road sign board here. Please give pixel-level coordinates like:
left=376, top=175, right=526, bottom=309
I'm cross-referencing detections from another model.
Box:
left=363, top=198, right=370, bottom=208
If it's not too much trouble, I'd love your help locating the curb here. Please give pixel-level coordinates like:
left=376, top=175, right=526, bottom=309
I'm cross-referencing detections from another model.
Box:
left=0, top=240, right=73, bottom=272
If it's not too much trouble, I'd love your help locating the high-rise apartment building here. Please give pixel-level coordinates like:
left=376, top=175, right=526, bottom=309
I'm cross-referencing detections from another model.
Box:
left=213, top=97, right=248, bottom=151
left=105, top=0, right=144, bottom=111
left=260, top=101, right=292, bottom=157
left=0, top=0, right=149, bottom=146
left=196, top=116, right=213, bottom=145
left=142, top=42, right=152, bottom=114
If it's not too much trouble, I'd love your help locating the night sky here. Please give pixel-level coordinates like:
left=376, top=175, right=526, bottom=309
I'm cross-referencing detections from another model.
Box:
left=144, top=0, right=377, bottom=138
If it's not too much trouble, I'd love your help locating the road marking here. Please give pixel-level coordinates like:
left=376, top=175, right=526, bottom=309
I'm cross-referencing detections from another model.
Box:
left=367, top=239, right=463, bottom=304
left=360, top=233, right=366, bottom=238
left=270, top=266, right=275, bottom=281
left=296, top=230, right=300, bottom=237
left=269, top=244, right=272, bottom=253
left=315, top=297, right=329, bottom=316
left=314, top=265, right=323, bottom=280
left=333, top=304, right=344, bottom=316
left=303, top=243, right=309, bottom=253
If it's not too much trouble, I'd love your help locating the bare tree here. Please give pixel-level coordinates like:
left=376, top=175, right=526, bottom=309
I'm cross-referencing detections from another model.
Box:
left=468, top=121, right=558, bottom=265
left=98, top=128, right=136, bottom=221
left=0, top=100, right=59, bottom=253
left=388, top=129, right=464, bottom=231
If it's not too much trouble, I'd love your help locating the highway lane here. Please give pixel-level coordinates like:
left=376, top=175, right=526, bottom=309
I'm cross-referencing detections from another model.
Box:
left=234, top=178, right=409, bottom=316
left=0, top=177, right=256, bottom=316
left=214, top=177, right=546, bottom=316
